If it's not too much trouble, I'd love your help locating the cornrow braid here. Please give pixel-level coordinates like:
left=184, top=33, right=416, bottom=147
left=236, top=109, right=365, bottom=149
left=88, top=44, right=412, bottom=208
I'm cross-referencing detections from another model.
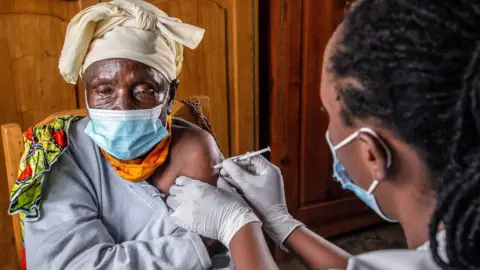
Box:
left=330, top=0, right=480, bottom=269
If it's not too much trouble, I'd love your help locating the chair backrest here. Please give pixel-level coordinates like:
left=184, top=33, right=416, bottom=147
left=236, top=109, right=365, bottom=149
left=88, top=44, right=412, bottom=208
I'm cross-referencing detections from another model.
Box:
left=1, top=96, right=211, bottom=268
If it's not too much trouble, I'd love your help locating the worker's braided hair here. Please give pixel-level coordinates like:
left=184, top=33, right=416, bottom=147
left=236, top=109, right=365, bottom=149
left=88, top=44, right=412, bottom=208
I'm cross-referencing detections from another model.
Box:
left=331, top=0, right=480, bottom=269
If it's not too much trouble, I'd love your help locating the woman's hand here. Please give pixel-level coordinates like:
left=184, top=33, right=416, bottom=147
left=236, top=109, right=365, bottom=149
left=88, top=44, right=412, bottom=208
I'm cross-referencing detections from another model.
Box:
left=220, top=155, right=304, bottom=249
left=167, top=176, right=260, bottom=248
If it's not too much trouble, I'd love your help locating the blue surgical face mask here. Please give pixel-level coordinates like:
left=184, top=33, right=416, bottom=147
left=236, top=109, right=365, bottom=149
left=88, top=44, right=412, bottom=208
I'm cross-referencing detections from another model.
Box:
left=84, top=101, right=169, bottom=161
left=326, top=128, right=397, bottom=223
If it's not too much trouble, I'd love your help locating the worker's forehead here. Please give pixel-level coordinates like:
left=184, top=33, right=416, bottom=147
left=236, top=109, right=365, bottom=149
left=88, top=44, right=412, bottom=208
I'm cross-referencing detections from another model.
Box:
left=325, top=23, right=345, bottom=62
left=321, top=24, right=344, bottom=113
left=321, top=22, right=363, bottom=113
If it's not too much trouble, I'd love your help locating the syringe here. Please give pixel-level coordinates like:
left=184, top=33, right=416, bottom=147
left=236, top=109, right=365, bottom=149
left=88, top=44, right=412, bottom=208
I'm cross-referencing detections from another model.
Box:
left=213, top=146, right=271, bottom=169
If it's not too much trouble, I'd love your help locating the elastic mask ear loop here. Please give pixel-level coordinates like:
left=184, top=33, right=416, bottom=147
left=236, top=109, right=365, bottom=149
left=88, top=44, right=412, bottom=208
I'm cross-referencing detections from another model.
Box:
left=333, top=128, right=392, bottom=168
left=367, top=180, right=380, bottom=194
left=84, top=88, right=91, bottom=110
left=357, top=128, right=392, bottom=168
left=332, top=128, right=392, bottom=195
left=356, top=128, right=392, bottom=195
left=160, top=89, right=171, bottom=129
left=80, top=72, right=90, bottom=109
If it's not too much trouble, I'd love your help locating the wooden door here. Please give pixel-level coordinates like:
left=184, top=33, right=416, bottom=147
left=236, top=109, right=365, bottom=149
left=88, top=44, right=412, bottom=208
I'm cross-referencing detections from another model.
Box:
left=268, top=0, right=382, bottom=240
left=98, top=0, right=260, bottom=157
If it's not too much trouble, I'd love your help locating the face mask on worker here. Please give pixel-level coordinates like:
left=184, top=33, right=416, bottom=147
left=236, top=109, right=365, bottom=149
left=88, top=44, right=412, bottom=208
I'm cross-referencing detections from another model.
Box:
left=326, top=128, right=397, bottom=223
left=84, top=97, right=170, bottom=161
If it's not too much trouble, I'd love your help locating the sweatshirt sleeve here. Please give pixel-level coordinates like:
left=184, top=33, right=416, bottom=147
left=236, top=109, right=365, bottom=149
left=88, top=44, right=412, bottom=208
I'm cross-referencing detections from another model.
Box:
left=345, top=249, right=442, bottom=270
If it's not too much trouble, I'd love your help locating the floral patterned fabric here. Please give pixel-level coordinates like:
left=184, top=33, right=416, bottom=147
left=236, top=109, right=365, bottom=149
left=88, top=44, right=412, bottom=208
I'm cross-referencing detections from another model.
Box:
left=8, top=116, right=83, bottom=225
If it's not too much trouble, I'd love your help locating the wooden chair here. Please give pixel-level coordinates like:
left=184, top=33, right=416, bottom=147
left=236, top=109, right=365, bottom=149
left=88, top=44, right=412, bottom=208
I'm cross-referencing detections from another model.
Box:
left=1, top=96, right=211, bottom=268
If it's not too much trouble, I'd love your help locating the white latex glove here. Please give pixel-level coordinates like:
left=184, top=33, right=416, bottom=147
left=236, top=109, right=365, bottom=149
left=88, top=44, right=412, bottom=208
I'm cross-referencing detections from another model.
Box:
left=221, top=155, right=304, bottom=250
left=167, top=176, right=261, bottom=248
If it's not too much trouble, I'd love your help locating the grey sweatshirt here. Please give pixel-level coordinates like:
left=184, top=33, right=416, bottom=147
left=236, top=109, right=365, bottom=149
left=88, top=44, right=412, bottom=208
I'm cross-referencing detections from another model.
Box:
left=24, top=117, right=231, bottom=270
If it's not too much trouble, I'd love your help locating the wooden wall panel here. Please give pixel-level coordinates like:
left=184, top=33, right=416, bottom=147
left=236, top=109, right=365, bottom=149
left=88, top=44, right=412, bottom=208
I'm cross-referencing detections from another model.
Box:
left=299, top=0, right=355, bottom=207
left=233, top=0, right=259, bottom=152
left=298, top=0, right=333, bottom=206
left=268, top=0, right=303, bottom=218
left=0, top=15, right=77, bottom=129
left=0, top=1, right=99, bottom=269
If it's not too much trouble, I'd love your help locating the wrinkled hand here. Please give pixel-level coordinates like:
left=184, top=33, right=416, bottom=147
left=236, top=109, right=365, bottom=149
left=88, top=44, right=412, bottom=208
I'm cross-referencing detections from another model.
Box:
left=221, top=155, right=304, bottom=249
left=167, top=177, right=261, bottom=248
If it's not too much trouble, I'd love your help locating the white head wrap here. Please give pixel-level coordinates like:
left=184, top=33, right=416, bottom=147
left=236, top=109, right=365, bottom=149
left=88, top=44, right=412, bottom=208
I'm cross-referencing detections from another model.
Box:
left=59, top=0, right=204, bottom=84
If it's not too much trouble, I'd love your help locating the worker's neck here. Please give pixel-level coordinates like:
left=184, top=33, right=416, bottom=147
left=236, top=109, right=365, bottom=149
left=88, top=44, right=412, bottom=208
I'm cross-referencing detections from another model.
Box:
left=397, top=189, right=436, bottom=249
left=389, top=148, right=438, bottom=249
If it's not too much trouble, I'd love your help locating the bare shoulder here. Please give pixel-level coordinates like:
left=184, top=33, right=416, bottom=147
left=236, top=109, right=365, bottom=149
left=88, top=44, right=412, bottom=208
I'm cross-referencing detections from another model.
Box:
left=169, top=125, right=222, bottom=185
left=170, top=125, right=221, bottom=162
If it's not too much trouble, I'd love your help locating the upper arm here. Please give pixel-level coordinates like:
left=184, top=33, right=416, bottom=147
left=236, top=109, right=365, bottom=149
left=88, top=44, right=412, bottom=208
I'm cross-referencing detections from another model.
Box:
left=176, top=128, right=222, bottom=186
left=24, top=150, right=109, bottom=268
left=153, top=127, right=222, bottom=194
left=26, top=149, right=99, bottom=228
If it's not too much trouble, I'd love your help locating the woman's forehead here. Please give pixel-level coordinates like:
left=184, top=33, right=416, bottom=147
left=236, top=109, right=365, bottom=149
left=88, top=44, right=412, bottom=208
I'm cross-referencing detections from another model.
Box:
left=83, top=58, right=164, bottom=83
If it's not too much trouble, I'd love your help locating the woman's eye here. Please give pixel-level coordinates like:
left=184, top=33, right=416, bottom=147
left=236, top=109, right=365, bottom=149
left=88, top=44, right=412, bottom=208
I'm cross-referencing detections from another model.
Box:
left=133, top=84, right=157, bottom=98
left=94, top=86, right=113, bottom=95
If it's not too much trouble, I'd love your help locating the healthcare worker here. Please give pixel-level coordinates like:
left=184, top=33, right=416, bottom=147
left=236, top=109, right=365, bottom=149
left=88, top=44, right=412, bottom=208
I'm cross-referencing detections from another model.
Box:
left=166, top=0, right=480, bottom=269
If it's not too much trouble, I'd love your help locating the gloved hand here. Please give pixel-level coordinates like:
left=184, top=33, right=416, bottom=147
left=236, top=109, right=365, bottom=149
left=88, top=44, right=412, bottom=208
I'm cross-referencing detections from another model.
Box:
left=167, top=176, right=261, bottom=248
left=221, top=155, right=304, bottom=250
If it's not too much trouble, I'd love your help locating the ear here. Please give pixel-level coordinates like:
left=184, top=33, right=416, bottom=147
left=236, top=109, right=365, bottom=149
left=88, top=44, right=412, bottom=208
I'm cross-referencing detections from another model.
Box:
left=167, top=79, right=179, bottom=114
left=357, top=132, right=389, bottom=182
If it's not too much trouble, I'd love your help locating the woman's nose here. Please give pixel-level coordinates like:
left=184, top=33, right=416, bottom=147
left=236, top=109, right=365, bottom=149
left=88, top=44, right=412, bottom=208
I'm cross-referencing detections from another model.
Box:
left=111, top=88, right=136, bottom=110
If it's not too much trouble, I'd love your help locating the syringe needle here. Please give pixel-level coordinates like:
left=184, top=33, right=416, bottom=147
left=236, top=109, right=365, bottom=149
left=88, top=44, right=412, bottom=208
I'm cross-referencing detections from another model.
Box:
left=237, top=146, right=271, bottom=161
left=213, top=146, right=271, bottom=169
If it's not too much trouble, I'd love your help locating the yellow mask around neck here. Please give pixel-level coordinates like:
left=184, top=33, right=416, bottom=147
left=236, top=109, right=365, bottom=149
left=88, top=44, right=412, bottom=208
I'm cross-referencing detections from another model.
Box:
left=101, top=116, right=173, bottom=182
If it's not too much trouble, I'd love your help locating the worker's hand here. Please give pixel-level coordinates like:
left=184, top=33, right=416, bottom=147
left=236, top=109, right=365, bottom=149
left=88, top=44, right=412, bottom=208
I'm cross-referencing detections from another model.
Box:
left=167, top=176, right=261, bottom=248
left=221, top=155, right=304, bottom=249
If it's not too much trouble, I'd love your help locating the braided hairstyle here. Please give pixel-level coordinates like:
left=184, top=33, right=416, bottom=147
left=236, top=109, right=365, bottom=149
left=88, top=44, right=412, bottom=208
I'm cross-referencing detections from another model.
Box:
left=330, top=0, right=480, bottom=269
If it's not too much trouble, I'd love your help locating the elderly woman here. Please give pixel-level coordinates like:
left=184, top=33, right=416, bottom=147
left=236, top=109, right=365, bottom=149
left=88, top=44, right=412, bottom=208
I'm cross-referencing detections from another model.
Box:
left=8, top=0, right=230, bottom=269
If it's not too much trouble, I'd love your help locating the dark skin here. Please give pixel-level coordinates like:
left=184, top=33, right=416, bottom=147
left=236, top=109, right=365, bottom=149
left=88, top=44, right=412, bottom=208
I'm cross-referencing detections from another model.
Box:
left=83, top=58, right=223, bottom=253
